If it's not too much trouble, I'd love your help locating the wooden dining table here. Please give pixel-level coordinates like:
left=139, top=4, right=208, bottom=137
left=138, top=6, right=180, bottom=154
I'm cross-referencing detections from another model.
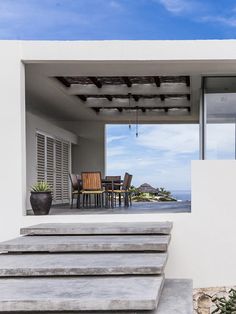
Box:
left=77, top=178, right=123, bottom=208
left=102, top=179, right=123, bottom=208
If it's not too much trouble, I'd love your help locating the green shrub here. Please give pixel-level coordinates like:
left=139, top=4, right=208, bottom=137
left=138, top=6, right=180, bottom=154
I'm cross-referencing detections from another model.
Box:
left=212, top=288, right=236, bottom=313
left=31, top=181, right=52, bottom=192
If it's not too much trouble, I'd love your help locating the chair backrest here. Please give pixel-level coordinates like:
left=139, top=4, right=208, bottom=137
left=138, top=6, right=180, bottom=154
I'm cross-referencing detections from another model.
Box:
left=76, top=174, right=82, bottom=189
left=122, top=173, right=133, bottom=190
left=127, top=174, right=133, bottom=189
left=69, top=173, right=79, bottom=191
left=122, top=172, right=130, bottom=190
left=105, top=175, right=121, bottom=190
left=81, top=172, right=102, bottom=191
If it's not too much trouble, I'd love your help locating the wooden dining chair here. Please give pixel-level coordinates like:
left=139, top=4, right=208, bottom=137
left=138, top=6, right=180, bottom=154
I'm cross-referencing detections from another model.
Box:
left=81, top=172, right=105, bottom=208
left=69, top=173, right=81, bottom=208
left=108, top=173, right=133, bottom=207
left=105, top=176, right=121, bottom=206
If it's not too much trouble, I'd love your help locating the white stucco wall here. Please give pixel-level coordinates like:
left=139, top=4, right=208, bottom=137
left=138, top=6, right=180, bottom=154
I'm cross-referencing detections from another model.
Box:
left=1, top=40, right=236, bottom=289
left=0, top=42, right=25, bottom=242
left=59, top=121, right=105, bottom=176
left=25, top=111, right=78, bottom=210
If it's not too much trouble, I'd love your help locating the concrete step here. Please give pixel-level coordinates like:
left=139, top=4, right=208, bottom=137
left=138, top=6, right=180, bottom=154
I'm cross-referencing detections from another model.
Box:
left=0, top=275, right=164, bottom=312
left=1, top=279, right=192, bottom=313
left=0, top=235, right=170, bottom=253
left=0, top=252, right=167, bottom=277
left=20, top=222, right=173, bottom=236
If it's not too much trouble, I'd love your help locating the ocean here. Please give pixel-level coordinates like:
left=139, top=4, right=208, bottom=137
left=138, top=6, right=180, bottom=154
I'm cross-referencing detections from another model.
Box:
left=172, top=190, right=191, bottom=202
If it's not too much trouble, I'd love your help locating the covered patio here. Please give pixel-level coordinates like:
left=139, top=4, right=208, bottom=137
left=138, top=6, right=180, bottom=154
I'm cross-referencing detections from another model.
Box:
left=25, top=57, right=200, bottom=215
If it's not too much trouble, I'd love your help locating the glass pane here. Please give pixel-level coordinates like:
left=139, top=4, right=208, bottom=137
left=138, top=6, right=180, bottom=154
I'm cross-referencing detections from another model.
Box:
left=206, top=92, right=236, bottom=160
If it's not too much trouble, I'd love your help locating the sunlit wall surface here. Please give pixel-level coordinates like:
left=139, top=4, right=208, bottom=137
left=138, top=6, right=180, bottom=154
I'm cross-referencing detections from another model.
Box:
left=106, top=124, right=199, bottom=201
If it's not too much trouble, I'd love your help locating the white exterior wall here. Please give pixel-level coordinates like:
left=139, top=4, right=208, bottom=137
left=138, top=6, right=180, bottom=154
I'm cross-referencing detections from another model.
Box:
left=1, top=40, right=236, bottom=288
left=0, top=42, right=25, bottom=242
left=26, top=112, right=78, bottom=210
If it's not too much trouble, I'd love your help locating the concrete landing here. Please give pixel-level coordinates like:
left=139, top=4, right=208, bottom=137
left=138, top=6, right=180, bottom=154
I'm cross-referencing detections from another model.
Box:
left=155, top=279, right=193, bottom=314
left=0, top=235, right=170, bottom=253
left=20, top=222, right=173, bottom=236
left=0, top=276, right=164, bottom=312
left=0, top=252, right=168, bottom=276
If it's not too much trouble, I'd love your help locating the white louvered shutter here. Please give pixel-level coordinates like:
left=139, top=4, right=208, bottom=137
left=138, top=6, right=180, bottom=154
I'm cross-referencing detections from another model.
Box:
left=46, top=136, right=55, bottom=200
left=36, top=132, right=70, bottom=204
left=37, top=133, right=46, bottom=182
left=55, top=139, right=62, bottom=202
left=62, top=142, right=69, bottom=201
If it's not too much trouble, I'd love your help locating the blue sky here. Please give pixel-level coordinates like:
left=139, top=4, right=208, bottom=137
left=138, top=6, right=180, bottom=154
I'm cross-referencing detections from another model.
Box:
left=1, top=0, right=236, bottom=40
left=106, top=125, right=199, bottom=191
left=1, top=0, right=234, bottom=191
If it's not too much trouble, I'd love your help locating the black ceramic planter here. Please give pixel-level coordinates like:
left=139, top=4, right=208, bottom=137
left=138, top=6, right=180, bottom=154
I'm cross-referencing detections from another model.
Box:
left=30, top=192, right=52, bottom=215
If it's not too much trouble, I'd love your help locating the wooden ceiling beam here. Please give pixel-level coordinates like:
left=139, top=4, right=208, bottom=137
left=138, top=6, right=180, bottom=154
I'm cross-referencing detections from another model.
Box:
left=68, top=84, right=190, bottom=95
left=154, top=76, right=161, bottom=87
left=85, top=97, right=190, bottom=108
left=56, top=77, right=71, bottom=88
left=106, top=95, right=113, bottom=101
left=88, top=77, right=102, bottom=88
left=77, top=95, right=87, bottom=102
left=90, top=106, right=190, bottom=112
left=122, top=77, right=132, bottom=87
left=93, top=107, right=100, bottom=113
left=133, top=95, right=139, bottom=102
left=160, top=94, right=165, bottom=101
left=186, top=76, right=190, bottom=87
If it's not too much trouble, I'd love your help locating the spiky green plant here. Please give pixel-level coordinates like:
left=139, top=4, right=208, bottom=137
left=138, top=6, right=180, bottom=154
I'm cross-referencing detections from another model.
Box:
left=212, top=289, right=236, bottom=313
left=31, top=181, right=52, bottom=192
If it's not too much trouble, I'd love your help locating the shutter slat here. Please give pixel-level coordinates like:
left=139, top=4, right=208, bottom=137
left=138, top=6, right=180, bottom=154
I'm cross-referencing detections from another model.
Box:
left=36, top=134, right=45, bottom=182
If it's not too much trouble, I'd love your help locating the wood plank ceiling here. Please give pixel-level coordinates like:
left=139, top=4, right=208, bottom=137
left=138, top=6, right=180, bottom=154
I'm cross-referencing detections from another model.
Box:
left=56, top=76, right=191, bottom=114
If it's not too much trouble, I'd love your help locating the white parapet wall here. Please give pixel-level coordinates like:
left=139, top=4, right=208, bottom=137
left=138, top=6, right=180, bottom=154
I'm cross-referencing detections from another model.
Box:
left=16, top=160, right=236, bottom=288
left=1, top=158, right=235, bottom=288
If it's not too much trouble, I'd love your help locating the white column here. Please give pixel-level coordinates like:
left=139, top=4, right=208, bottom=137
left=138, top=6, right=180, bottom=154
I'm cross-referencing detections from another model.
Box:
left=0, top=42, right=25, bottom=240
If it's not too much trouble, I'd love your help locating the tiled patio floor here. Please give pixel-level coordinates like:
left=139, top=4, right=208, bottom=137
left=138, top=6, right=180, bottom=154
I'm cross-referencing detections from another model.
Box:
left=28, top=201, right=191, bottom=215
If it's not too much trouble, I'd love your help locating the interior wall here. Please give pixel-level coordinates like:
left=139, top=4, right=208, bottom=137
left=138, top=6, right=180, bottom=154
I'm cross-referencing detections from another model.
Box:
left=59, top=121, right=105, bottom=176
left=26, top=111, right=78, bottom=210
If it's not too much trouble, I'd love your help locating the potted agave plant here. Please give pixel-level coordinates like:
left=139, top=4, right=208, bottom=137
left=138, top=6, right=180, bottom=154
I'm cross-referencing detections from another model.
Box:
left=30, top=181, right=52, bottom=215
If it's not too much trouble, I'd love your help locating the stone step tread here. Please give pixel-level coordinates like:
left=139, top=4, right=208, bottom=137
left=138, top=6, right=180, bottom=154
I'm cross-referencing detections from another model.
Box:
left=0, top=252, right=168, bottom=276
left=2, top=279, right=192, bottom=314
left=0, top=276, right=164, bottom=312
left=20, top=222, right=173, bottom=236
left=0, top=235, right=170, bottom=253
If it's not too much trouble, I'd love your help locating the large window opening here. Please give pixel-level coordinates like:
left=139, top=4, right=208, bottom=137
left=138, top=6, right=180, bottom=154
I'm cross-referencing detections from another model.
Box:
left=25, top=66, right=197, bottom=215
left=106, top=124, right=199, bottom=205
